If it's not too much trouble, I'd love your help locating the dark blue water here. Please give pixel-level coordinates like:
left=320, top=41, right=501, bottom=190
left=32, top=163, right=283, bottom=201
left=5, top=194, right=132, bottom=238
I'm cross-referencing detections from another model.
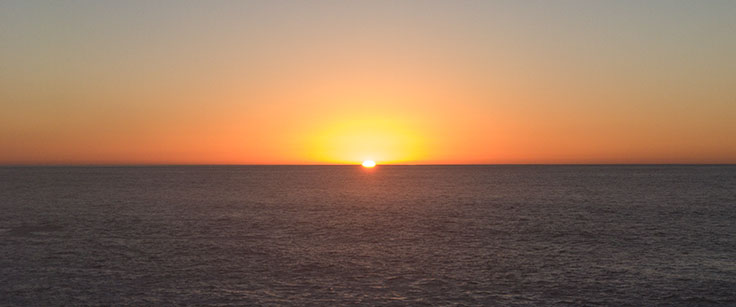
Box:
left=1, top=166, right=735, bottom=305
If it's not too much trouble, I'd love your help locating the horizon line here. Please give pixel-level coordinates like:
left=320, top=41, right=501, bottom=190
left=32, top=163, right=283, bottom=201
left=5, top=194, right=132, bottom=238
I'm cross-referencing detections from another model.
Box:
left=2, top=163, right=735, bottom=167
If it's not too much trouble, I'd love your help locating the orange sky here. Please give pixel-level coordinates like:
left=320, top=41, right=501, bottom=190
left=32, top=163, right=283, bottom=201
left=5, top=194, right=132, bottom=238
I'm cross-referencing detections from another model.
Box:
left=1, top=1, right=735, bottom=164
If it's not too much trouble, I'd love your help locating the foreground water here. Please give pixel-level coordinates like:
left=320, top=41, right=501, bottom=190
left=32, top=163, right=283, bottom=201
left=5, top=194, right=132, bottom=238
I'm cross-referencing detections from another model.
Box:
left=1, top=165, right=735, bottom=305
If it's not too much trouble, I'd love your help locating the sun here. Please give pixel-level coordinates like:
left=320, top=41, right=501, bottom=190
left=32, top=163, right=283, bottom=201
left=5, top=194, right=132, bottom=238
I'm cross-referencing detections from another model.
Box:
left=362, top=160, right=376, bottom=168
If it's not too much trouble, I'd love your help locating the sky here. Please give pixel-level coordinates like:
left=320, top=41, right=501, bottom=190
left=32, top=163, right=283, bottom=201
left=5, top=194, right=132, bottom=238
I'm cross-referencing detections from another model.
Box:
left=1, top=0, right=735, bottom=164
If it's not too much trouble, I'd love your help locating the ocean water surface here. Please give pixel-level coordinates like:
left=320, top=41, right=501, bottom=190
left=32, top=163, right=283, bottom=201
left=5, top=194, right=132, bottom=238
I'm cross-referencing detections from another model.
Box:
left=1, top=165, right=735, bottom=305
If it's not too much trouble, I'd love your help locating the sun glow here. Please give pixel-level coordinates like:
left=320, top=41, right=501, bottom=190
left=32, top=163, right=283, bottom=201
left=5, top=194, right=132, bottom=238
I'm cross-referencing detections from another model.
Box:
left=304, top=114, right=427, bottom=165
left=362, top=160, right=376, bottom=167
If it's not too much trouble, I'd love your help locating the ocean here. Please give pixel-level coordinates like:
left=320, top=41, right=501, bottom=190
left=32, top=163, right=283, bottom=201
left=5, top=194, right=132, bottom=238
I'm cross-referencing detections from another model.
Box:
left=1, top=165, right=735, bottom=305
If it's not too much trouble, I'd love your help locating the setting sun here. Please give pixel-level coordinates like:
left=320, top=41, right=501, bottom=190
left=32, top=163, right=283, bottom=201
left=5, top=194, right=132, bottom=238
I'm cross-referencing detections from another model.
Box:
left=362, top=160, right=376, bottom=168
